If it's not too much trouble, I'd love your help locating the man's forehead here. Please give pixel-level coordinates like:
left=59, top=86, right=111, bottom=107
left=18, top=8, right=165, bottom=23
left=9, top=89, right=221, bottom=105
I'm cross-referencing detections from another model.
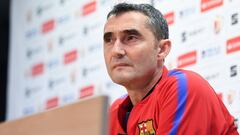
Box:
left=104, top=25, right=141, bottom=34
left=104, top=12, right=149, bottom=33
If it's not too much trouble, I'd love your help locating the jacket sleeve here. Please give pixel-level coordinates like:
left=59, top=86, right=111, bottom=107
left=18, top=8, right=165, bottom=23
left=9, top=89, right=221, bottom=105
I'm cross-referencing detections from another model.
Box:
left=156, top=70, right=238, bottom=135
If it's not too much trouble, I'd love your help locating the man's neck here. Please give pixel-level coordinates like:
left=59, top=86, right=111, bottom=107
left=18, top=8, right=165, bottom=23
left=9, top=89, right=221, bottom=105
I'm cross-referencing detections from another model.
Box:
left=125, top=69, right=163, bottom=106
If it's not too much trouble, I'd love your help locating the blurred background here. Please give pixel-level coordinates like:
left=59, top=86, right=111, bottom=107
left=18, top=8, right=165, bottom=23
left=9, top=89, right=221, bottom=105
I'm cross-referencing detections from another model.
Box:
left=0, top=1, right=239, bottom=131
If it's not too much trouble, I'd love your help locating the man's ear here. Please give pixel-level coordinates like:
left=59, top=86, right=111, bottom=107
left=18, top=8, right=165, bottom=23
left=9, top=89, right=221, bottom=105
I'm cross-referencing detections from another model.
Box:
left=157, top=39, right=171, bottom=60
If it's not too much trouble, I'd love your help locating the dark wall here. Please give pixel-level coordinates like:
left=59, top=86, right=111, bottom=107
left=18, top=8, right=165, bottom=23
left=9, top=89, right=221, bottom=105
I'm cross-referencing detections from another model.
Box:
left=0, top=0, right=9, bottom=122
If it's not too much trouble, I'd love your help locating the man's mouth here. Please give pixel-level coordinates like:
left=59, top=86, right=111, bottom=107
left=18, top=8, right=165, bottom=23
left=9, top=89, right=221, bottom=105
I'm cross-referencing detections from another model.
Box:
left=112, top=63, right=130, bottom=69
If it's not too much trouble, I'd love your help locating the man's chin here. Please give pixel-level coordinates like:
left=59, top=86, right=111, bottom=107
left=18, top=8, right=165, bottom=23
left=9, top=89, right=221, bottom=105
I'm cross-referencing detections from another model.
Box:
left=112, top=76, right=132, bottom=85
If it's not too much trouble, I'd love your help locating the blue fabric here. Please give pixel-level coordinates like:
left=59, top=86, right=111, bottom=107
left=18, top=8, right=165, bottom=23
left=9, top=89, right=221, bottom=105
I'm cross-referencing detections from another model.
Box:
left=168, top=70, right=188, bottom=135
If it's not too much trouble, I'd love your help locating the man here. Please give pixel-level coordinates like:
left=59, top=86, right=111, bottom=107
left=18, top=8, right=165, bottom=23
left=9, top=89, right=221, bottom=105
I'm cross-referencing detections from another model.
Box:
left=103, top=3, right=239, bottom=135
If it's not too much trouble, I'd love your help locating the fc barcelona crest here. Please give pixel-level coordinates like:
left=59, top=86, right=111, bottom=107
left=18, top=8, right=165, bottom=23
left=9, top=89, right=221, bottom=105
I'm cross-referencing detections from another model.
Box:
left=138, top=119, right=156, bottom=135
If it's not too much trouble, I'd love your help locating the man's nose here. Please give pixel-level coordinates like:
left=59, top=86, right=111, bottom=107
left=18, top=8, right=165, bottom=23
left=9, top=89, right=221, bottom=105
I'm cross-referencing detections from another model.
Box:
left=112, top=39, right=126, bottom=58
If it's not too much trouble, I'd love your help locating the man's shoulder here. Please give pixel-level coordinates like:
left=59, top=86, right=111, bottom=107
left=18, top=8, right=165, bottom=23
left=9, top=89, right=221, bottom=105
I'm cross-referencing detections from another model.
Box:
left=166, top=68, right=204, bottom=83
left=164, top=68, right=217, bottom=98
left=168, top=68, right=198, bottom=77
left=157, top=68, right=209, bottom=95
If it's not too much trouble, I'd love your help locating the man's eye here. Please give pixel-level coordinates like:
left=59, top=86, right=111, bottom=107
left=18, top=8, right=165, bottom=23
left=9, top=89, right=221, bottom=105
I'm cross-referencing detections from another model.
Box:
left=126, top=35, right=138, bottom=41
left=104, top=36, right=112, bottom=43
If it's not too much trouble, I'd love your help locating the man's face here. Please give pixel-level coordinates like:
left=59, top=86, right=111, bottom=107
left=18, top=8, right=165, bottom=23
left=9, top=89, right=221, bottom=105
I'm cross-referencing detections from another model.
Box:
left=103, top=11, right=161, bottom=88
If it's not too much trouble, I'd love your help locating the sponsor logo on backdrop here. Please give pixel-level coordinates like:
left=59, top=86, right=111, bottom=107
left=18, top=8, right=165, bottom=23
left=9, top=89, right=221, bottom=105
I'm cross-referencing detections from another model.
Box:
left=36, top=2, right=54, bottom=16
left=81, top=64, right=101, bottom=77
left=57, top=15, right=71, bottom=25
left=31, top=63, right=44, bottom=77
left=62, top=94, right=75, bottom=104
left=47, top=39, right=54, bottom=53
left=227, top=89, right=237, bottom=105
left=226, top=35, right=240, bottom=54
left=231, top=13, right=239, bottom=25
left=83, top=22, right=101, bottom=36
left=25, top=28, right=38, bottom=39
left=64, top=49, right=78, bottom=64
left=201, top=46, right=221, bottom=59
left=26, top=46, right=42, bottom=59
left=42, top=19, right=55, bottom=34
left=80, top=85, right=94, bottom=98
left=82, top=1, right=97, bottom=16
left=25, top=86, right=41, bottom=98
left=181, top=32, right=187, bottom=43
left=230, top=65, right=238, bottom=77
left=46, top=97, right=59, bottom=109
left=181, top=27, right=206, bottom=43
left=204, top=71, right=220, bottom=81
left=47, top=58, right=60, bottom=70
left=164, top=12, right=174, bottom=25
left=177, top=50, right=197, bottom=68
left=48, top=76, right=65, bottom=89
left=201, top=0, right=223, bottom=12
left=70, top=69, right=77, bottom=84
left=58, top=32, right=76, bottom=45
left=178, top=6, right=196, bottom=19
left=214, top=15, right=223, bottom=34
